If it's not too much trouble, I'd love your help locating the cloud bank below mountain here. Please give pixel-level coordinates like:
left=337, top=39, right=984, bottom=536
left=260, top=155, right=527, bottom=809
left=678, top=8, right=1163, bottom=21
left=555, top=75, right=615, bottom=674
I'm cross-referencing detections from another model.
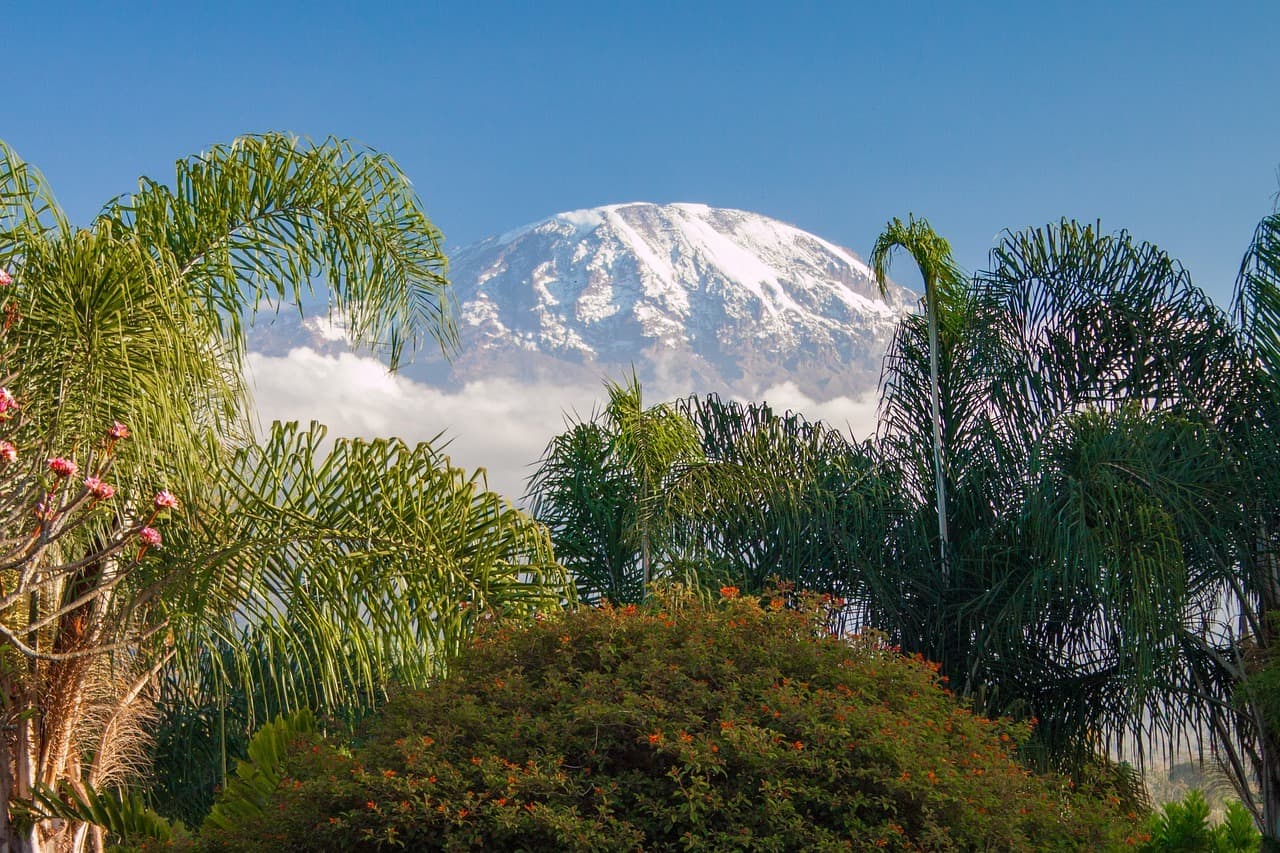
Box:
left=247, top=348, right=881, bottom=503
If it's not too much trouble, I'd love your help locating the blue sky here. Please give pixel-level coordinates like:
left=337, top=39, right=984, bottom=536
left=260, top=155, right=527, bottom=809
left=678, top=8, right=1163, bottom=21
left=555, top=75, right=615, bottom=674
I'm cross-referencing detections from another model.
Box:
left=6, top=1, right=1278, bottom=305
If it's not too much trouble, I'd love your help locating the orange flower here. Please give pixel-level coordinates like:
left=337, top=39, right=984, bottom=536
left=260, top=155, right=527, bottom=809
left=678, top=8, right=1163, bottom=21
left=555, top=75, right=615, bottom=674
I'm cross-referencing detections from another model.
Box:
left=719, top=585, right=739, bottom=599
left=768, top=598, right=784, bottom=610
left=647, top=732, right=663, bottom=745
left=791, top=741, right=804, bottom=751
left=623, top=604, right=637, bottom=615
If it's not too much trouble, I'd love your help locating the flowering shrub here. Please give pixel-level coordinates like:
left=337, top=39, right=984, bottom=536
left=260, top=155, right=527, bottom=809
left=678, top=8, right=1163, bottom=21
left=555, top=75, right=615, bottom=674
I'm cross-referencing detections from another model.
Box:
left=188, top=589, right=1141, bottom=851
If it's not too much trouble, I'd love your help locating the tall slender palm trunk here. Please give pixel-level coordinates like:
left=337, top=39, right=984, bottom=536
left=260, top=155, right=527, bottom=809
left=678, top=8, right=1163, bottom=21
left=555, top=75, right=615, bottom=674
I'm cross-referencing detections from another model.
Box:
left=925, top=298, right=949, bottom=574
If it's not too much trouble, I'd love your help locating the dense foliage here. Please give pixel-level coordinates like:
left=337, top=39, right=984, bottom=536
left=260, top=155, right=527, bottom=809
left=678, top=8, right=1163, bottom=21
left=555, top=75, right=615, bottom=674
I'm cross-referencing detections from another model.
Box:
left=1137, top=790, right=1259, bottom=852
left=187, top=590, right=1140, bottom=851
left=0, top=135, right=572, bottom=852
left=527, top=374, right=700, bottom=603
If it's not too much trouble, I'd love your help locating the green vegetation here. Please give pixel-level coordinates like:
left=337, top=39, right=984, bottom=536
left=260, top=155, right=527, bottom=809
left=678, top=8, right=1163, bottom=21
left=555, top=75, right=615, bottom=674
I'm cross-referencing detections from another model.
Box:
left=1138, top=790, right=1260, bottom=852
left=182, top=590, right=1139, bottom=851
left=3, top=129, right=1280, bottom=848
left=0, top=135, right=566, bottom=852
left=528, top=213, right=1280, bottom=843
left=527, top=373, right=701, bottom=603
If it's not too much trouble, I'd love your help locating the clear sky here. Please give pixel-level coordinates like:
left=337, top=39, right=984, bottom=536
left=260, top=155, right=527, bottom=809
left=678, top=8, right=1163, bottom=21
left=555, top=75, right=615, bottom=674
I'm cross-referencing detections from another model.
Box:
left=6, top=1, right=1278, bottom=305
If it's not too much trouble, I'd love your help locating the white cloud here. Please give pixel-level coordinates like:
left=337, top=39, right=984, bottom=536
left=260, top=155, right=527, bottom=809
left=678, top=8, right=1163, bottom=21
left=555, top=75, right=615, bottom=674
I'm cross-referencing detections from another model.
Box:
left=246, top=349, right=602, bottom=502
left=246, top=348, right=884, bottom=505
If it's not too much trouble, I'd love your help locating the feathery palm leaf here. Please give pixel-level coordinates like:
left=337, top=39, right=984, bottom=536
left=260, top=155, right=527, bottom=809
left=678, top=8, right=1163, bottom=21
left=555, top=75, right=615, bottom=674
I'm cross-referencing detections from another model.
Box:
left=148, top=422, right=569, bottom=819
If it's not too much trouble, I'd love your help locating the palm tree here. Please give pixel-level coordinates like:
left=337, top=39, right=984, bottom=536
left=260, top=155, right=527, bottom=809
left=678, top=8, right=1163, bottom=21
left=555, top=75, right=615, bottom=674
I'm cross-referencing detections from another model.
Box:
left=528, top=373, right=700, bottom=603
left=1215, top=210, right=1280, bottom=838
left=871, top=220, right=1242, bottom=773
left=870, top=216, right=965, bottom=574
left=669, top=394, right=912, bottom=607
left=0, top=134, right=568, bottom=851
left=149, top=422, right=566, bottom=824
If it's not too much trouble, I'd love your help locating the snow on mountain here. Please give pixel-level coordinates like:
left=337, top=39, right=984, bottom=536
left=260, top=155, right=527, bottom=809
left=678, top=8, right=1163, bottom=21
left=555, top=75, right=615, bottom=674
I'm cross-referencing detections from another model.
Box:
left=245, top=203, right=914, bottom=499
left=424, top=202, right=913, bottom=400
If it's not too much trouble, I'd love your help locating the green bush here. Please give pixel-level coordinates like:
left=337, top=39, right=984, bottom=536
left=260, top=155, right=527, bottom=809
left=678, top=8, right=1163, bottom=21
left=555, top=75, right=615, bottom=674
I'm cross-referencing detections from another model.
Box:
left=187, top=589, right=1141, bottom=851
left=1138, top=790, right=1259, bottom=852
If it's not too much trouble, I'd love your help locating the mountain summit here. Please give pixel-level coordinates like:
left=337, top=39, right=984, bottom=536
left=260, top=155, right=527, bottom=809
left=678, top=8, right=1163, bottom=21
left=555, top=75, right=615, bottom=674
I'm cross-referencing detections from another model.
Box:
left=424, top=202, right=912, bottom=398
left=245, top=203, right=914, bottom=497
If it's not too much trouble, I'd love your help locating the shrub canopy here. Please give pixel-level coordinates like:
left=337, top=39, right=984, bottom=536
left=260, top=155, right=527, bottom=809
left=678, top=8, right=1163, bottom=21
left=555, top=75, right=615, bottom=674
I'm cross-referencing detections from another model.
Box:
left=193, top=590, right=1140, bottom=851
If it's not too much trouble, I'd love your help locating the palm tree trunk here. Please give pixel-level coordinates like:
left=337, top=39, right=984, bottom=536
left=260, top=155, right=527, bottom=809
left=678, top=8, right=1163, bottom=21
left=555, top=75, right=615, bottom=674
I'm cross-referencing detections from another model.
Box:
left=640, top=530, right=651, bottom=598
left=1262, top=728, right=1280, bottom=849
left=925, top=292, right=950, bottom=574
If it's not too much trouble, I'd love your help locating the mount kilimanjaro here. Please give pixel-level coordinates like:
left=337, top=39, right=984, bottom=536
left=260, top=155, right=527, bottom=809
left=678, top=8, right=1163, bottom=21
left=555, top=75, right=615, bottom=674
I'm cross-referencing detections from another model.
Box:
left=245, top=203, right=915, bottom=498
left=253, top=202, right=914, bottom=401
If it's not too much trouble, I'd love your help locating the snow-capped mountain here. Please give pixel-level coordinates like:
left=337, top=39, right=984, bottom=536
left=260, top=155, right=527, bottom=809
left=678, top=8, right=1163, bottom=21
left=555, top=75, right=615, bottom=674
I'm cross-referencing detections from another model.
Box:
left=246, top=203, right=913, bottom=498
left=401, top=202, right=912, bottom=399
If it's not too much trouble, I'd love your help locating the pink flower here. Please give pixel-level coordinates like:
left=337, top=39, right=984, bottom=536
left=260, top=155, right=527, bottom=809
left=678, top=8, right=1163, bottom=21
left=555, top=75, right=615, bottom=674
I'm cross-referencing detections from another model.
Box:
left=0, top=270, right=11, bottom=286
left=0, top=441, right=15, bottom=463
left=138, top=527, right=162, bottom=547
left=48, top=457, right=77, bottom=478
left=153, top=490, right=178, bottom=510
left=84, top=476, right=115, bottom=500
left=107, top=422, right=130, bottom=440
left=34, top=501, right=53, bottom=521
left=0, top=387, right=16, bottom=414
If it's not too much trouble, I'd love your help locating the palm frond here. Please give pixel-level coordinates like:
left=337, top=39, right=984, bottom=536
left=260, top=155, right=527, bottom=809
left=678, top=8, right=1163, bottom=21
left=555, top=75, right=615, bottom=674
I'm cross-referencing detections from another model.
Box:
left=101, top=133, right=455, bottom=369
left=145, top=422, right=569, bottom=817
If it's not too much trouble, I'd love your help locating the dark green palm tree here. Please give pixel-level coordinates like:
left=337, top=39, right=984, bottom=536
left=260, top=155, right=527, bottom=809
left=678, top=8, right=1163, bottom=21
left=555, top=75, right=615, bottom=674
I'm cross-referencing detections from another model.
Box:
left=670, top=394, right=912, bottom=608
left=873, top=220, right=1242, bottom=772
left=1217, top=210, right=1280, bottom=838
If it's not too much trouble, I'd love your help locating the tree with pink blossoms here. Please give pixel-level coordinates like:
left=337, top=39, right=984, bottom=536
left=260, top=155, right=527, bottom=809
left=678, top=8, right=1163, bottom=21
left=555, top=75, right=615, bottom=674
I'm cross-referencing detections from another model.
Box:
left=0, top=136, right=565, bottom=853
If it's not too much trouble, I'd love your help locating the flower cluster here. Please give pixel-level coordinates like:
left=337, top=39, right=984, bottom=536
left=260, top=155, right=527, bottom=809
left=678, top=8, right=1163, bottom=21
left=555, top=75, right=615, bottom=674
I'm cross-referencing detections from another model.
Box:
left=83, top=476, right=115, bottom=501
left=4, top=412, right=177, bottom=559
